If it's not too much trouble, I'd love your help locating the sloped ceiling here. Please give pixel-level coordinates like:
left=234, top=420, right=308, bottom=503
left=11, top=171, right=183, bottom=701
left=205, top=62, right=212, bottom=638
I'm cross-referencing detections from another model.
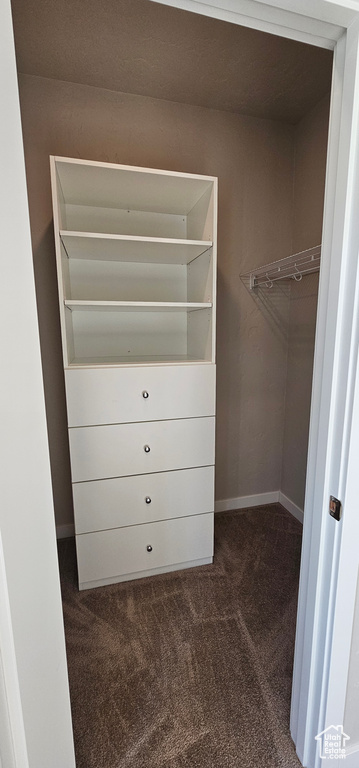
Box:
left=11, top=0, right=333, bottom=123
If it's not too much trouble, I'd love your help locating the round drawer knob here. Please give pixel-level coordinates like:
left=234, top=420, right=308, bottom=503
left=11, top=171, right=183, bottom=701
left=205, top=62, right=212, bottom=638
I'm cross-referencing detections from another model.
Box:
left=145, top=496, right=151, bottom=504
left=144, top=445, right=151, bottom=453
left=142, top=391, right=149, bottom=399
left=146, top=545, right=153, bottom=553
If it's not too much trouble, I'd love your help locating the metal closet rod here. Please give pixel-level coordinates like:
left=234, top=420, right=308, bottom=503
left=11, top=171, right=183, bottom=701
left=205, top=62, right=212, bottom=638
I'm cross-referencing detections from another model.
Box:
left=242, top=245, right=321, bottom=289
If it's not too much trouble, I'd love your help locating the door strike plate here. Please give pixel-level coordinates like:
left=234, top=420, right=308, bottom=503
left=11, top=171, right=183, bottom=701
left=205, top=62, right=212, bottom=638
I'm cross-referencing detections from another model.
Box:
left=329, top=496, right=342, bottom=521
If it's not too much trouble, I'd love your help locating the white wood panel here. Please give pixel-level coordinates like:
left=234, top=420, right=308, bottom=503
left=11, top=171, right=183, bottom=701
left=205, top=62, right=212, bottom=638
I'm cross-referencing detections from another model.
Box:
left=51, top=157, right=70, bottom=367
left=69, top=416, right=215, bottom=482
left=76, top=512, right=214, bottom=586
left=187, top=307, right=214, bottom=362
left=73, top=466, right=215, bottom=533
left=187, top=249, right=213, bottom=303
left=187, top=185, right=215, bottom=240
left=65, top=364, right=215, bottom=426
left=61, top=231, right=212, bottom=263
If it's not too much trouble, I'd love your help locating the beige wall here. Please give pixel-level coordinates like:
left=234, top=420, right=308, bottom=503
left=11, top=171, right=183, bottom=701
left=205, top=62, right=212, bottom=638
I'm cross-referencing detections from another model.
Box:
left=281, top=95, right=330, bottom=509
left=18, top=74, right=294, bottom=528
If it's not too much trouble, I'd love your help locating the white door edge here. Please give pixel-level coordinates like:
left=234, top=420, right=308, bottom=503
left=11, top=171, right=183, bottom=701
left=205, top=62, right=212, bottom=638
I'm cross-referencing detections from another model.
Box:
left=0, top=532, right=29, bottom=768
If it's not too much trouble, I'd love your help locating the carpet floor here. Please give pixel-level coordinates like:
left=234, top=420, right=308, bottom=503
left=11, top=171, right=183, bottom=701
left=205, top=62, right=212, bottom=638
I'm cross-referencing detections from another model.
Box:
left=57, top=505, right=303, bottom=768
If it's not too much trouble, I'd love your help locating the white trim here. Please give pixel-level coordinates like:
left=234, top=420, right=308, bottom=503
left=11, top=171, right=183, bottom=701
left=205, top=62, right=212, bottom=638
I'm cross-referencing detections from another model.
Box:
left=56, top=524, right=75, bottom=540
left=214, top=490, right=304, bottom=524
left=150, top=0, right=344, bottom=48
left=215, top=491, right=279, bottom=512
left=292, top=19, right=359, bottom=768
left=279, top=493, right=304, bottom=524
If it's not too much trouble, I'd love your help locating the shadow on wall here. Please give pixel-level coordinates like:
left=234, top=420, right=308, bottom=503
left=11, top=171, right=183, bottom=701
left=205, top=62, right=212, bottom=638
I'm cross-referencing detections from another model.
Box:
left=240, top=277, right=291, bottom=345
left=33, top=224, right=74, bottom=527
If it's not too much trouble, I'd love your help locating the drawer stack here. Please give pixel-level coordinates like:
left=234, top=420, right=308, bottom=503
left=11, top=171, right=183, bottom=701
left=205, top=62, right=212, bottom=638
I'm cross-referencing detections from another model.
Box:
left=66, top=365, right=216, bottom=589
left=51, top=157, right=217, bottom=590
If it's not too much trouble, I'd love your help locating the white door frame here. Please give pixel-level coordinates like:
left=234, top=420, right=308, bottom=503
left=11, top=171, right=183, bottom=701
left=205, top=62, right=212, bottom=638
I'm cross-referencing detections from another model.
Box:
left=0, top=0, right=75, bottom=766
left=152, top=2, right=359, bottom=767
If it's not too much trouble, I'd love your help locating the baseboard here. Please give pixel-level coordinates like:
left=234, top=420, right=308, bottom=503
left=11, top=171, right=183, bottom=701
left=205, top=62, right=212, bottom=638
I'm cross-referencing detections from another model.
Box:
left=56, top=523, right=75, bottom=540
left=279, top=492, right=304, bottom=524
left=215, top=490, right=304, bottom=525
left=215, top=491, right=280, bottom=513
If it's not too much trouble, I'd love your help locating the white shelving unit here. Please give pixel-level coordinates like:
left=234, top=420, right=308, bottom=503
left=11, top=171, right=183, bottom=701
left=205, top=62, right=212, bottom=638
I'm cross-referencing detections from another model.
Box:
left=51, top=156, right=217, bottom=589
left=51, top=158, right=216, bottom=367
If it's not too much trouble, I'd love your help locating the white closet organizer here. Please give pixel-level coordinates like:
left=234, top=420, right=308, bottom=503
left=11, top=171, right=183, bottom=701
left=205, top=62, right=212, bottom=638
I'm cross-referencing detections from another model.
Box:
left=50, top=156, right=217, bottom=590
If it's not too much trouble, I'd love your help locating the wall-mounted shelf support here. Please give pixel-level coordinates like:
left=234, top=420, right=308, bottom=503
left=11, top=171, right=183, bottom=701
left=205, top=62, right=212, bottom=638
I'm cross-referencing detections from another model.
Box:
left=242, top=245, right=321, bottom=289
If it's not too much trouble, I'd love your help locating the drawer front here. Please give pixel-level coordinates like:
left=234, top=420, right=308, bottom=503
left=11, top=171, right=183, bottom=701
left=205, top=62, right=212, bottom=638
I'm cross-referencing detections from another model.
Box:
left=76, top=512, right=214, bottom=585
left=69, top=416, right=215, bottom=482
left=73, top=466, right=215, bottom=534
left=65, top=364, right=215, bottom=426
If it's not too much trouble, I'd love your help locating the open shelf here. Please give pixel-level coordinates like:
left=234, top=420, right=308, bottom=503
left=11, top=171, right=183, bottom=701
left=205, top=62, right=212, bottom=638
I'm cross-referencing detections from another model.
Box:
left=60, top=231, right=212, bottom=265
left=53, top=157, right=216, bottom=240
left=64, top=300, right=212, bottom=312
left=64, top=305, right=213, bottom=366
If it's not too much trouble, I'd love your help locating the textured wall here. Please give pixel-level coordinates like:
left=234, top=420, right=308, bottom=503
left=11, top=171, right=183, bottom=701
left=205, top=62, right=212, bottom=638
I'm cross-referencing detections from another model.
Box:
left=281, top=95, right=330, bottom=510
left=18, top=74, right=294, bottom=528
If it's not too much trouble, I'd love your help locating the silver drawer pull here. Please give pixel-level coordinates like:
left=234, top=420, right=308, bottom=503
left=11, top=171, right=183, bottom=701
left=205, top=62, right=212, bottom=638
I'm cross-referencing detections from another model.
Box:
left=145, top=496, right=151, bottom=504
left=146, top=545, right=153, bottom=553
left=142, top=391, right=149, bottom=399
left=144, top=445, right=150, bottom=453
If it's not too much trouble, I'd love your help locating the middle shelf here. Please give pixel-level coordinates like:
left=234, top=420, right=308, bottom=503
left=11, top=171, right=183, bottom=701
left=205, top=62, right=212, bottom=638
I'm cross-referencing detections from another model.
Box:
left=65, top=300, right=212, bottom=312
left=60, top=231, right=213, bottom=264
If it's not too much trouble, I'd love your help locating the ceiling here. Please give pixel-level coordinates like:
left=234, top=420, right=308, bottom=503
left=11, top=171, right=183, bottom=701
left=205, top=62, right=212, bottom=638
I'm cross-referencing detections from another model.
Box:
left=11, top=0, right=333, bottom=124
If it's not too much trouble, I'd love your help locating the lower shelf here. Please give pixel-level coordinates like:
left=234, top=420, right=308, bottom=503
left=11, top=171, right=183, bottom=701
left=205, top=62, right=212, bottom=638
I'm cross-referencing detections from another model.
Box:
left=68, top=354, right=210, bottom=366
left=76, top=512, right=214, bottom=589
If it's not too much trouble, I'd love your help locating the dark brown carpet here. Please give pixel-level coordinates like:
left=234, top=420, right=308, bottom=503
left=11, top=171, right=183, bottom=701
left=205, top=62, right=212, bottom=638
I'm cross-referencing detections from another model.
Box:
left=58, top=505, right=303, bottom=768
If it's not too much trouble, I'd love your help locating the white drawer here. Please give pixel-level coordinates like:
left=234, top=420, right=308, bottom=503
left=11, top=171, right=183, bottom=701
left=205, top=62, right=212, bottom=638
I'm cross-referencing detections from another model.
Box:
left=76, top=512, right=214, bottom=588
left=73, top=466, right=214, bottom=534
left=65, top=364, right=215, bottom=426
left=69, top=416, right=215, bottom=482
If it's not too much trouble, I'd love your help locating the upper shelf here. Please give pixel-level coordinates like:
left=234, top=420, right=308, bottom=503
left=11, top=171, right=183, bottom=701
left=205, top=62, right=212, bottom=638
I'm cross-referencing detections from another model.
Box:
left=241, top=245, right=321, bottom=289
left=60, top=231, right=212, bottom=265
left=64, top=301, right=212, bottom=312
left=54, top=157, right=215, bottom=215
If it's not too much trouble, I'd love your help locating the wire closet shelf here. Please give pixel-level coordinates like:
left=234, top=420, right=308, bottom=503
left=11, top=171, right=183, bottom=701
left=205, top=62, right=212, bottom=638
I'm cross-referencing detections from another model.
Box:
left=242, top=245, right=321, bottom=289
